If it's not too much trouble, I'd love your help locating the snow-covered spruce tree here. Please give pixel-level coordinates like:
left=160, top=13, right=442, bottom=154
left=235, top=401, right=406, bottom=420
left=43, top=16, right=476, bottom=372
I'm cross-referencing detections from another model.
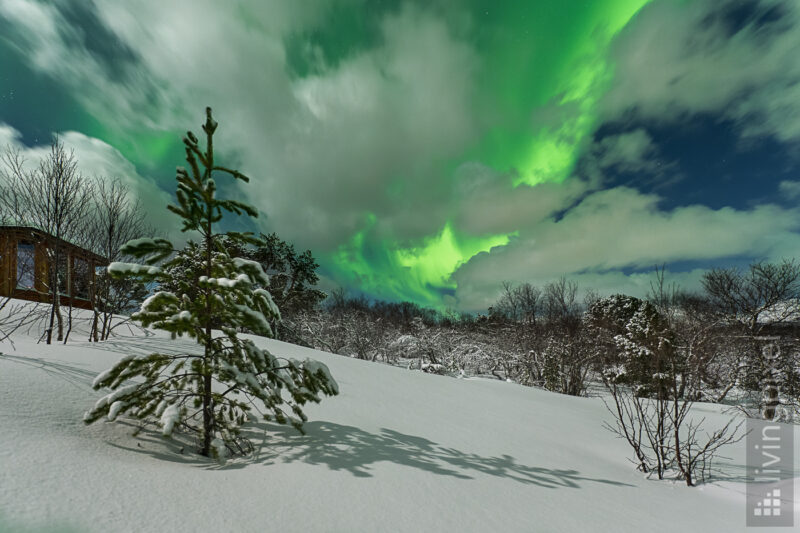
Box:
left=84, top=107, right=338, bottom=457
left=586, top=294, right=678, bottom=393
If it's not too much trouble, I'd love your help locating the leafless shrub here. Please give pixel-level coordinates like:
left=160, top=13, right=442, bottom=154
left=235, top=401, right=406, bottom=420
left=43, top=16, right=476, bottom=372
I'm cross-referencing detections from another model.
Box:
left=87, top=178, right=154, bottom=341
left=603, top=372, right=744, bottom=486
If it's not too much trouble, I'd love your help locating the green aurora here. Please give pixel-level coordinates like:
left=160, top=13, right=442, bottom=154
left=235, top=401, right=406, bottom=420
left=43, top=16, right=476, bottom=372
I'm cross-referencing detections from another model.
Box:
left=329, top=0, right=651, bottom=306
left=0, top=0, right=655, bottom=309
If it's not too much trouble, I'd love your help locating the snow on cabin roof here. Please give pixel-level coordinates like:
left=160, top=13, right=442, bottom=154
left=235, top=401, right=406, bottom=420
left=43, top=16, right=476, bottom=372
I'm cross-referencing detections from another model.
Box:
left=0, top=225, right=108, bottom=264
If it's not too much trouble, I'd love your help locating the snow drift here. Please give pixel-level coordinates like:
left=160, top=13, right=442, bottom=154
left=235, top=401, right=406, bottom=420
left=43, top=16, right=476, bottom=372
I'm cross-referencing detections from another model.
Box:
left=0, top=308, right=798, bottom=532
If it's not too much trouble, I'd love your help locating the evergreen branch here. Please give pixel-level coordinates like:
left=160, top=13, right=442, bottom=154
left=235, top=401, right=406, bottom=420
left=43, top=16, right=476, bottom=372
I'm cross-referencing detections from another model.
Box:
left=212, top=166, right=250, bottom=182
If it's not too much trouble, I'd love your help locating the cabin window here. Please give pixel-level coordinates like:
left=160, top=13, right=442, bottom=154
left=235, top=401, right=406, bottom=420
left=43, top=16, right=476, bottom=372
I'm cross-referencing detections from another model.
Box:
left=73, top=258, right=90, bottom=299
left=16, top=242, right=35, bottom=289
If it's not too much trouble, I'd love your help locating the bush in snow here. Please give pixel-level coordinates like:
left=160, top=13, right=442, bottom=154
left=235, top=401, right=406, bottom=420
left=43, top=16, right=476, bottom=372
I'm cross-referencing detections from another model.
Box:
left=586, top=294, right=679, bottom=394
left=589, top=294, right=742, bottom=486
left=84, top=108, right=338, bottom=457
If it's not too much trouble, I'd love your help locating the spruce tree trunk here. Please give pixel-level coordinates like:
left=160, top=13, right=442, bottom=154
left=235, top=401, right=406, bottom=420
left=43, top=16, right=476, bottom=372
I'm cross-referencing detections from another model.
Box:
left=202, top=360, right=213, bottom=456
left=200, top=121, right=215, bottom=458
left=200, top=239, right=213, bottom=454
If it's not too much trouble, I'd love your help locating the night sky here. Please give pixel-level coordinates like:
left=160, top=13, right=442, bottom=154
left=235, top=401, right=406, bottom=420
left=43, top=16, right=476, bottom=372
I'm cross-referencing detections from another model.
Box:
left=1, top=0, right=799, bottom=311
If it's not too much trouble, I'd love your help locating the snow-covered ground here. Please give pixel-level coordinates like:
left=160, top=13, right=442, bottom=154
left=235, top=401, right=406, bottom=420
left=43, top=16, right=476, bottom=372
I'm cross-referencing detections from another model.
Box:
left=0, top=307, right=798, bottom=532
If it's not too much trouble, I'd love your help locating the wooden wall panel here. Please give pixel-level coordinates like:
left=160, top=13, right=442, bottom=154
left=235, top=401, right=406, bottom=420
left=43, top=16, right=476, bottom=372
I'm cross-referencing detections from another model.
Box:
left=0, top=226, right=107, bottom=310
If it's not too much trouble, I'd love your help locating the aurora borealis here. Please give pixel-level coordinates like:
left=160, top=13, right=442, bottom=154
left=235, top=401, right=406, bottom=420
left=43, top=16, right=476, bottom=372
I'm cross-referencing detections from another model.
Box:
left=2, top=0, right=800, bottom=310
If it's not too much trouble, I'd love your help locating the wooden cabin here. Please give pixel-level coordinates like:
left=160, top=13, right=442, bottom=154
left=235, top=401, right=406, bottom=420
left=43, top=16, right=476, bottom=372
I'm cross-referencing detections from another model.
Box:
left=0, top=226, right=108, bottom=310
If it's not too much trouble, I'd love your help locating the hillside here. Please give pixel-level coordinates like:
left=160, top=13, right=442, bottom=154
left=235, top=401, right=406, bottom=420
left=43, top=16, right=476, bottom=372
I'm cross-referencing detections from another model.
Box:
left=0, top=312, right=798, bottom=532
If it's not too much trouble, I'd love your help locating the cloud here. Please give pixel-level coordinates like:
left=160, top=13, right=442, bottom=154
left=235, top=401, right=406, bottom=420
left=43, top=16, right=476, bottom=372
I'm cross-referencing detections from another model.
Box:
left=450, top=162, right=590, bottom=236
left=578, top=128, right=679, bottom=190
left=0, top=0, right=177, bottom=131
left=250, top=4, right=481, bottom=249
left=603, top=0, right=800, bottom=144
left=593, top=129, right=659, bottom=173
left=0, top=123, right=176, bottom=235
left=60, top=131, right=176, bottom=231
left=779, top=179, right=800, bottom=199
left=85, top=2, right=480, bottom=251
left=0, top=123, right=20, bottom=147
left=451, top=186, right=800, bottom=310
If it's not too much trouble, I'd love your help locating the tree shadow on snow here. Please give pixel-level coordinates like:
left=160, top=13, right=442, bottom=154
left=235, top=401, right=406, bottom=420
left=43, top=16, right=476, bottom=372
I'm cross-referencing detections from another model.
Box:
left=238, top=421, right=634, bottom=489
left=71, top=336, right=200, bottom=359
left=0, top=352, right=98, bottom=389
left=103, top=419, right=212, bottom=467
left=106, top=418, right=632, bottom=488
left=704, top=460, right=800, bottom=485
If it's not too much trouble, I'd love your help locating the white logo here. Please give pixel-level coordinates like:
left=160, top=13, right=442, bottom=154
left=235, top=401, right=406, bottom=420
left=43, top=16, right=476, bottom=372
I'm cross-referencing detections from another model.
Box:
left=753, top=489, right=782, bottom=517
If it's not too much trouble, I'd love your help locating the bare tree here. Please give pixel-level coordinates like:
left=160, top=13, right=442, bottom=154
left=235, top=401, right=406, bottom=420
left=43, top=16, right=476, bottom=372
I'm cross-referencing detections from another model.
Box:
left=537, top=277, right=591, bottom=395
left=702, top=260, right=800, bottom=419
left=484, top=278, right=593, bottom=394
left=495, top=281, right=541, bottom=325
left=703, top=260, right=800, bottom=332
left=543, top=276, right=580, bottom=324
left=86, top=178, right=154, bottom=341
left=0, top=140, right=94, bottom=344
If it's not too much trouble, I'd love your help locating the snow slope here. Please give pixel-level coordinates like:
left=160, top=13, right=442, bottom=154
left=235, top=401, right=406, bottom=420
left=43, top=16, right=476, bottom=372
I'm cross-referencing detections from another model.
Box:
left=0, top=312, right=798, bottom=532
